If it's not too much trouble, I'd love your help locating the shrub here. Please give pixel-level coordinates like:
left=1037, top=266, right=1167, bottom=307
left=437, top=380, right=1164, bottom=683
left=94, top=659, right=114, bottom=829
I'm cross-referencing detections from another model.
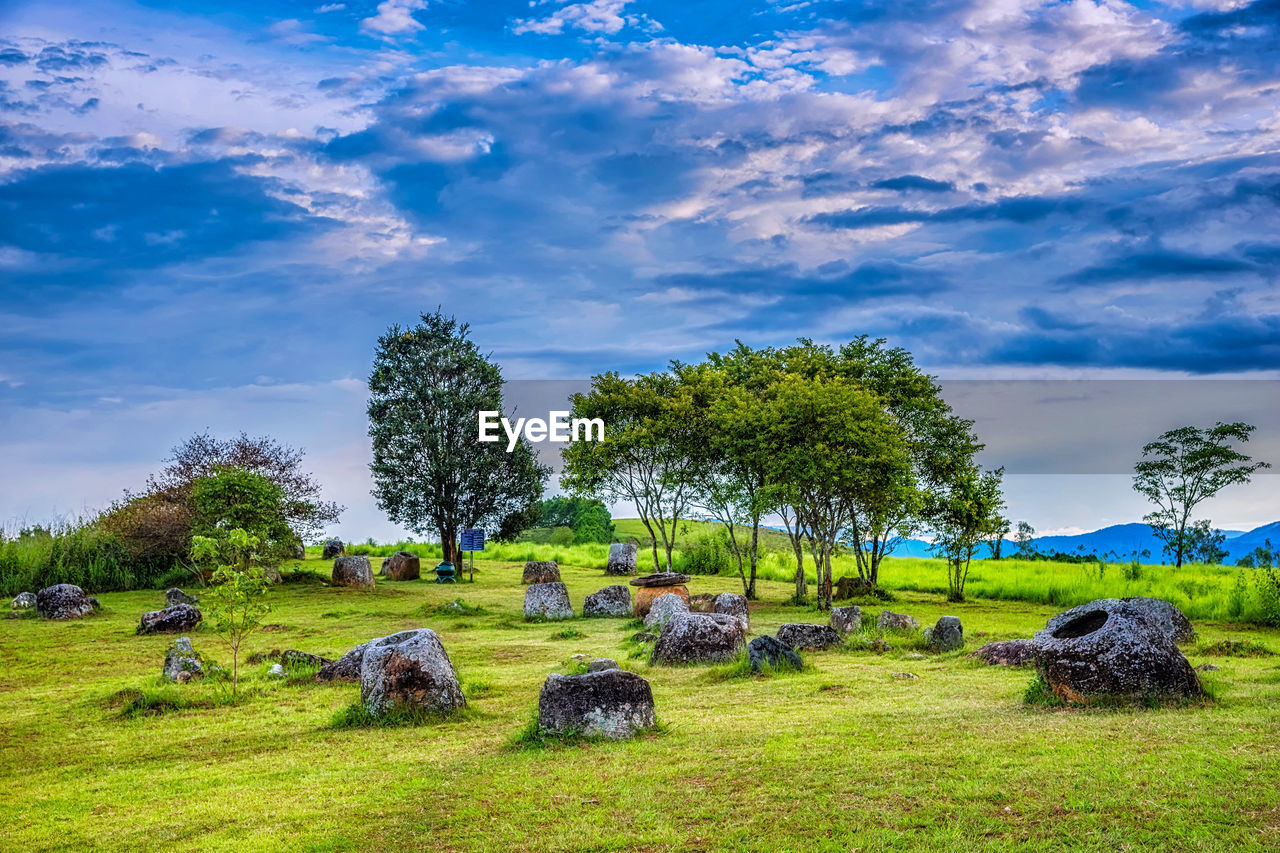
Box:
left=674, top=531, right=735, bottom=575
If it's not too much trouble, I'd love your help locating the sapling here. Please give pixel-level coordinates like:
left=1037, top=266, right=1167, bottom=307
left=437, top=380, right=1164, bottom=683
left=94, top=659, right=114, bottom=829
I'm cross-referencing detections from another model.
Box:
left=191, top=528, right=272, bottom=700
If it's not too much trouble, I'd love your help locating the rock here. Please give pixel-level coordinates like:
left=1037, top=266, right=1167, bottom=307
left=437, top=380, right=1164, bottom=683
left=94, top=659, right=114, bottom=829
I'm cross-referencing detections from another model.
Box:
left=138, top=603, right=203, bottom=634
left=538, top=669, right=656, bottom=739
left=316, top=642, right=368, bottom=682
left=162, top=637, right=204, bottom=682
left=633, top=585, right=689, bottom=618
left=870, top=639, right=892, bottom=653
left=261, top=565, right=282, bottom=585
left=291, top=544, right=306, bottom=560
left=892, top=672, right=919, bottom=680
left=630, top=632, right=657, bottom=644
left=522, top=560, right=560, bottom=585
left=1196, top=663, right=1219, bottom=672
left=165, top=588, right=198, bottom=608
left=877, top=610, right=919, bottom=632
left=688, top=593, right=716, bottom=612
left=776, top=623, right=842, bottom=651
left=587, top=657, right=618, bottom=672
left=1032, top=599, right=1201, bottom=705
left=830, top=605, right=862, bottom=636
left=524, top=582, right=574, bottom=621
left=650, top=613, right=746, bottom=665
left=331, top=555, right=374, bottom=588
left=925, top=616, right=964, bottom=651
left=1122, top=597, right=1195, bottom=643
left=35, top=584, right=94, bottom=620
left=629, top=572, right=692, bottom=588
left=360, top=629, right=466, bottom=718
left=644, top=593, right=690, bottom=630
left=268, top=663, right=286, bottom=677
left=605, top=542, right=638, bottom=576
left=382, top=551, right=421, bottom=581
left=713, top=593, right=750, bottom=633
left=10, top=592, right=36, bottom=610
left=904, top=653, right=926, bottom=660
left=583, top=585, right=632, bottom=618
left=834, top=575, right=874, bottom=599
left=748, top=635, right=802, bottom=673
left=280, top=650, right=333, bottom=670
left=970, top=639, right=1035, bottom=667
left=88, top=596, right=101, bottom=611
left=322, top=539, right=345, bottom=559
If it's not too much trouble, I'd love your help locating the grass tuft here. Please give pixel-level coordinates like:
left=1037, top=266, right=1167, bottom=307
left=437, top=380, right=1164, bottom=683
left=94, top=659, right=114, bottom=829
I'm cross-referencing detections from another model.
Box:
left=329, top=701, right=474, bottom=729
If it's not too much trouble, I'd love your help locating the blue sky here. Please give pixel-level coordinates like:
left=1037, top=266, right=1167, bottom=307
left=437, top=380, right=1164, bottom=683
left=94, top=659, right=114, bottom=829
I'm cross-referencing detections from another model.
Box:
left=1, top=0, right=1278, bottom=539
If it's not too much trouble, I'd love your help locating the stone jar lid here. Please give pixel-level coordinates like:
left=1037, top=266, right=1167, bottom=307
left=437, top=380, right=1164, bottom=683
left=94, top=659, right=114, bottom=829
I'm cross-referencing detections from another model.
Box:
left=629, top=572, right=692, bottom=587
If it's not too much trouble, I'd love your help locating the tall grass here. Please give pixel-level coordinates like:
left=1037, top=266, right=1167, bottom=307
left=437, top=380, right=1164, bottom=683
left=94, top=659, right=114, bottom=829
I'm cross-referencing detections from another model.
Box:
left=0, top=521, right=174, bottom=596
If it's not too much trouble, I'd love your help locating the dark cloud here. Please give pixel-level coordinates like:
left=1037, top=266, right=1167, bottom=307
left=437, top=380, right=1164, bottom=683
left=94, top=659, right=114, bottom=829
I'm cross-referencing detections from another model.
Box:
left=870, top=174, right=955, bottom=193
left=1055, top=250, right=1257, bottom=287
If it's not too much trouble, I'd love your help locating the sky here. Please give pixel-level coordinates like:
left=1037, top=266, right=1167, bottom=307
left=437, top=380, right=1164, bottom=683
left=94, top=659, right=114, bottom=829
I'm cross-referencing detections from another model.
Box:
left=1, top=0, right=1277, bottom=541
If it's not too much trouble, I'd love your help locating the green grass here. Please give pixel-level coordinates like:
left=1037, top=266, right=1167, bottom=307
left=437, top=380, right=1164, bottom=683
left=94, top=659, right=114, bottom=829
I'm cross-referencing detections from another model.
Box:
left=2, top=552, right=1279, bottom=851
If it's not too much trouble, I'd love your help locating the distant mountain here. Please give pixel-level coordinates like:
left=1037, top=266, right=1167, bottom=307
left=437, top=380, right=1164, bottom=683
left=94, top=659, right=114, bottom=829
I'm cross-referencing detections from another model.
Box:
left=873, top=521, right=1276, bottom=564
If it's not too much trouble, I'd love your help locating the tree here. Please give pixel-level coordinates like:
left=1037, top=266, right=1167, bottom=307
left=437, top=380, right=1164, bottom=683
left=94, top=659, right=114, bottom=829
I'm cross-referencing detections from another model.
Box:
left=986, top=516, right=1011, bottom=559
left=191, top=528, right=271, bottom=700
left=1132, top=422, right=1270, bottom=568
left=532, top=497, right=615, bottom=544
left=367, top=310, right=550, bottom=563
left=190, top=467, right=293, bottom=547
left=1014, top=521, right=1036, bottom=558
left=1184, top=520, right=1228, bottom=564
left=150, top=431, right=342, bottom=543
left=762, top=374, right=910, bottom=610
left=930, top=466, right=1006, bottom=602
left=562, top=371, right=704, bottom=572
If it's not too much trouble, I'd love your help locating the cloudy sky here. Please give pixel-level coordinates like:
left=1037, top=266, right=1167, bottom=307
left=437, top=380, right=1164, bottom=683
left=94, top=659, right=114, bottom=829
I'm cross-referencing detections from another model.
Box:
left=1, top=0, right=1277, bottom=540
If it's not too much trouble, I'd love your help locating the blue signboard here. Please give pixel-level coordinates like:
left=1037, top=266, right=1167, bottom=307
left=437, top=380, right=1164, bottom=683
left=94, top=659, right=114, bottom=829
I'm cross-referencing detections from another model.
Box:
left=460, top=529, right=485, bottom=551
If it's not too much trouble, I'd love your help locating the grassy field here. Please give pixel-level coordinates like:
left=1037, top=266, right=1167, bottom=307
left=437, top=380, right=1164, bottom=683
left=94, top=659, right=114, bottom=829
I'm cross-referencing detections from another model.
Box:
left=2, top=553, right=1279, bottom=851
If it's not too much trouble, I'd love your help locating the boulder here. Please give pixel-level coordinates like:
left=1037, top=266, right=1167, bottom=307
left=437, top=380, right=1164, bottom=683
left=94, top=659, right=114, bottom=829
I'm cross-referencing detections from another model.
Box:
left=644, top=593, right=690, bottom=630
left=713, top=593, right=750, bottom=633
left=776, top=623, right=842, bottom=651
left=360, top=629, right=466, bottom=717
left=834, top=575, right=874, bottom=599
left=969, top=639, right=1035, bottom=667
left=650, top=613, right=746, bottom=665
left=1031, top=599, right=1201, bottom=705
left=538, top=669, right=656, bottom=739
left=688, top=593, right=716, bottom=612
left=877, top=610, right=919, bottom=632
left=582, top=585, right=631, bottom=618
left=587, top=657, right=618, bottom=672
left=332, top=555, right=374, bottom=588
left=748, top=635, right=802, bottom=673
left=630, top=572, right=692, bottom=588
left=925, top=616, right=964, bottom=651
left=291, top=544, right=307, bottom=560
left=162, top=637, right=204, bottom=682
left=830, top=605, right=862, bottom=636
left=165, top=588, right=198, bottom=608
left=1122, top=597, right=1194, bottom=643
left=280, top=650, right=333, bottom=670
left=524, top=582, right=574, bottom=621
left=382, top=551, right=421, bottom=581
left=633, top=584, right=689, bottom=618
left=261, top=565, right=282, bottom=585
left=10, top=592, right=36, bottom=610
left=316, top=642, right=368, bottom=682
left=322, top=539, right=345, bottom=559
left=35, top=584, right=94, bottom=620
left=630, top=632, right=658, bottom=644
left=138, top=603, right=203, bottom=634
left=605, top=542, right=638, bottom=576
left=522, top=560, right=560, bottom=585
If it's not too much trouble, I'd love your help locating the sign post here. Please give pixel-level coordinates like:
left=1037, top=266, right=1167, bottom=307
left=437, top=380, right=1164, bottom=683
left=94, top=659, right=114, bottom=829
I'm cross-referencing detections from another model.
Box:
left=460, top=529, right=485, bottom=582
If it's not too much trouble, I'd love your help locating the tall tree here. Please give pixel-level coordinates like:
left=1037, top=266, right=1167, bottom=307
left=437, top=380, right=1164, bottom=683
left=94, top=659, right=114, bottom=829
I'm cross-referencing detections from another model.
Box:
left=367, top=310, right=549, bottom=563
left=561, top=371, right=704, bottom=572
left=1132, top=422, right=1269, bottom=568
left=762, top=374, right=910, bottom=610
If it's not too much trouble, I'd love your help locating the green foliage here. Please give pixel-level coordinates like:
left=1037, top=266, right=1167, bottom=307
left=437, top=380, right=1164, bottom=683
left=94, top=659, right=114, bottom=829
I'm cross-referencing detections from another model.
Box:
left=549, top=626, right=583, bottom=640
left=1133, top=422, right=1269, bottom=568
left=367, top=310, right=550, bottom=562
left=531, top=497, right=616, bottom=544
left=929, top=465, right=1007, bottom=602
left=0, top=520, right=161, bottom=596
left=1022, top=674, right=1064, bottom=707
left=330, top=701, right=471, bottom=729
left=190, top=467, right=293, bottom=550
left=1184, top=520, right=1228, bottom=565
left=673, top=529, right=736, bottom=576
left=195, top=531, right=272, bottom=700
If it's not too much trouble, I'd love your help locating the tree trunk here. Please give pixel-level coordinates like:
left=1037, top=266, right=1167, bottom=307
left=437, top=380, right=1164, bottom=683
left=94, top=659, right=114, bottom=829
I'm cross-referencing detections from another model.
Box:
left=441, top=525, right=458, bottom=564
left=747, top=521, right=760, bottom=600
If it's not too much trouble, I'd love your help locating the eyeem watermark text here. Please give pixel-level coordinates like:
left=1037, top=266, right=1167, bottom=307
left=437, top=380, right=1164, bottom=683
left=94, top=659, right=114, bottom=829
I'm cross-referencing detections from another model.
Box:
left=478, top=411, right=605, bottom=452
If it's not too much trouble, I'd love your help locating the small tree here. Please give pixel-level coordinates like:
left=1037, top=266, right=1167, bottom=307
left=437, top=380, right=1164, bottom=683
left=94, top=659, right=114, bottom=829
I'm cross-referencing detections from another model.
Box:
left=1014, top=521, right=1036, bottom=558
left=931, top=466, right=1006, bottom=602
left=1185, top=520, right=1228, bottom=565
left=1133, top=422, right=1269, bottom=568
left=191, top=528, right=271, bottom=700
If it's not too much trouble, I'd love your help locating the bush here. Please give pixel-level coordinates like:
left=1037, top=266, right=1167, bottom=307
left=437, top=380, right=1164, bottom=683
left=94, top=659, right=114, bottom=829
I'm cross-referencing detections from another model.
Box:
left=674, top=531, right=735, bottom=575
left=0, top=520, right=172, bottom=596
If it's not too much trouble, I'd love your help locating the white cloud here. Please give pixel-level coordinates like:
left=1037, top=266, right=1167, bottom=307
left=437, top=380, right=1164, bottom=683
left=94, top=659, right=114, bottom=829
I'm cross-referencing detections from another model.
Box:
left=360, top=0, right=427, bottom=37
